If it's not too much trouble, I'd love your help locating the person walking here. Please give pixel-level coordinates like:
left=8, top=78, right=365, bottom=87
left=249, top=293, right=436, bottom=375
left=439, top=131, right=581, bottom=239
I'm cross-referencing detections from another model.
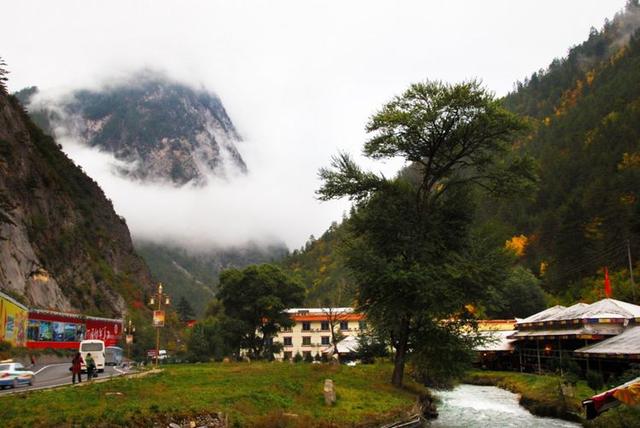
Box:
left=71, top=352, right=84, bottom=384
left=85, top=353, right=96, bottom=380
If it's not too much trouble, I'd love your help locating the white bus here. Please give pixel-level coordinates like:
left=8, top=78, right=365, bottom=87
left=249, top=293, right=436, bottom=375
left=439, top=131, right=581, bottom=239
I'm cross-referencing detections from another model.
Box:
left=79, top=339, right=106, bottom=373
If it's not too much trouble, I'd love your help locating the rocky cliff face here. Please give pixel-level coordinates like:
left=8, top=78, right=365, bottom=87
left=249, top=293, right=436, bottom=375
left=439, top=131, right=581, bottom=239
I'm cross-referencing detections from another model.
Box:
left=19, top=72, right=246, bottom=185
left=0, top=90, right=152, bottom=316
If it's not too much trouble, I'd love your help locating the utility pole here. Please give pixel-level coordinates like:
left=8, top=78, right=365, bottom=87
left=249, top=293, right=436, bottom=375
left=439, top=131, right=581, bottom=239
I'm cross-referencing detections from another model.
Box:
left=628, top=239, right=636, bottom=301
left=124, top=319, right=135, bottom=365
left=149, top=283, right=171, bottom=368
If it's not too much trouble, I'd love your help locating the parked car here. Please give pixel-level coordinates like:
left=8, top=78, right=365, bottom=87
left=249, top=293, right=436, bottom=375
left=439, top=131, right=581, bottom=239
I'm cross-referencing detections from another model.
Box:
left=0, top=362, right=35, bottom=389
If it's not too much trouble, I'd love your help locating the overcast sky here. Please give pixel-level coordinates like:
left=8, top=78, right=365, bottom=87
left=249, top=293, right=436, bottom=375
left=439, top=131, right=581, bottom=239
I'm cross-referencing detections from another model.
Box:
left=1, top=0, right=628, bottom=250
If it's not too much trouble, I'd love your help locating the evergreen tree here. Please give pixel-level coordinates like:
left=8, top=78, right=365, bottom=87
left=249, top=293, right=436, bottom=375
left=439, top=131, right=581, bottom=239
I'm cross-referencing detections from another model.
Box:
left=176, top=296, right=195, bottom=322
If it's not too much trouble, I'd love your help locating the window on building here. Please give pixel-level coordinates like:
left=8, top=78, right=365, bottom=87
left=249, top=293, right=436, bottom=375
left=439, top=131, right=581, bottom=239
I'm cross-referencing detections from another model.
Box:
left=302, top=336, right=312, bottom=346
left=340, top=321, right=349, bottom=331
left=302, top=322, right=311, bottom=331
left=321, top=321, right=330, bottom=331
left=27, top=320, right=39, bottom=341
left=321, top=336, right=330, bottom=345
left=281, top=326, right=292, bottom=332
left=283, top=337, right=292, bottom=347
left=359, top=321, right=367, bottom=330
left=283, top=351, right=292, bottom=360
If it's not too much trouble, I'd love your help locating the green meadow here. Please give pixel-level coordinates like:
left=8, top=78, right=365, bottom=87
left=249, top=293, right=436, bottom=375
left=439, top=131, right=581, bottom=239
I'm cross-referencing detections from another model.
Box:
left=0, top=362, right=423, bottom=427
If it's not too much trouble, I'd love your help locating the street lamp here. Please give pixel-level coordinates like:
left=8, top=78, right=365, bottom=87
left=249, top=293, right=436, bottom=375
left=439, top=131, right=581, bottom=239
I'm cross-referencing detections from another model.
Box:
left=149, top=283, right=171, bottom=368
left=124, top=319, right=135, bottom=364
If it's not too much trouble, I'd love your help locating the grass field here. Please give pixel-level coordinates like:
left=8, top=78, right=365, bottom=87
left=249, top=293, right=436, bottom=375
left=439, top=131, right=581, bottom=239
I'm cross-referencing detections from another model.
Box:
left=0, top=362, right=424, bottom=427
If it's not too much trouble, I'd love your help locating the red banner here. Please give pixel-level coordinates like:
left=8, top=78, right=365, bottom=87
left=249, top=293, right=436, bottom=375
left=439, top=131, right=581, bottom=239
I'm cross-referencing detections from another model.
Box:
left=604, top=267, right=612, bottom=298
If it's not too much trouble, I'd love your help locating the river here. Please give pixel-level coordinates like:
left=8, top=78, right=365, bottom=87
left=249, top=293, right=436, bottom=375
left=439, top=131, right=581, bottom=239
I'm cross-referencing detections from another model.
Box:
left=429, top=384, right=581, bottom=427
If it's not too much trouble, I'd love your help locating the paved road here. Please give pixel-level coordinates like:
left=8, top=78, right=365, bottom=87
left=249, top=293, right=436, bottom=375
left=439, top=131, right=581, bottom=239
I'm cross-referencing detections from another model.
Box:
left=0, top=364, right=128, bottom=396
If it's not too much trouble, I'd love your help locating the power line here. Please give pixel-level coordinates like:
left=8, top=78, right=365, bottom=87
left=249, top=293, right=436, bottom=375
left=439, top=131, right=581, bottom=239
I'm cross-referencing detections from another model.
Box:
left=548, top=244, right=626, bottom=280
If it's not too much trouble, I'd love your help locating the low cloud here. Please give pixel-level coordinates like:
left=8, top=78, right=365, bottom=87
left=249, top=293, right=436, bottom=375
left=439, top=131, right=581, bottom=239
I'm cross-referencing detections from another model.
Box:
left=53, top=131, right=351, bottom=251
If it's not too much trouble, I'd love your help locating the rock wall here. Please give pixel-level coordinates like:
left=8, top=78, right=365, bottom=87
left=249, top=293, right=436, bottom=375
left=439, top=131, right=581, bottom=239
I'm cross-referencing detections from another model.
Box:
left=0, top=91, right=152, bottom=316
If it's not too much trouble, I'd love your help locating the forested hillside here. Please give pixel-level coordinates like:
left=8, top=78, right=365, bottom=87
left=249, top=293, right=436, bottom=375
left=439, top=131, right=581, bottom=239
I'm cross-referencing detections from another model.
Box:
left=136, top=242, right=288, bottom=316
left=282, top=222, right=355, bottom=306
left=284, top=2, right=640, bottom=309
left=497, top=0, right=640, bottom=300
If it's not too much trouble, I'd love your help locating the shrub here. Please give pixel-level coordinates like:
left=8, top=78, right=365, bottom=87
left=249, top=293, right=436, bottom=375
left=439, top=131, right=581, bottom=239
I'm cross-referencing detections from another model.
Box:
left=586, top=370, right=605, bottom=392
left=293, top=352, right=303, bottom=363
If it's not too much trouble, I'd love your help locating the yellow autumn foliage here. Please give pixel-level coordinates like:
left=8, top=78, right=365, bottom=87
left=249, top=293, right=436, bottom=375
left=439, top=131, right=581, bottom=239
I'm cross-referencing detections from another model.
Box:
left=539, top=261, right=548, bottom=276
left=554, top=79, right=584, bottom=117
left=505, top=235, right=528, bottom=257
left=618, top=152, right=640, bottom=170
left=620, top=193, right=637, bottom=205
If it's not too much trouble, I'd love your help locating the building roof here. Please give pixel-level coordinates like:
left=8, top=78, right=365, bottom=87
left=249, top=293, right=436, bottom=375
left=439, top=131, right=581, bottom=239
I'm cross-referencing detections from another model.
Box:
left=546, top=303, right=590, bottom=322
left=477, top=320, right=516, bottom=332
left=579, top=299, right=640, bottom=320
left=0, top=290, right=28, bottom=311
left=509, top=323, right=624, bottom=339
left=475, top=330, right=516, bottom=352
left=285, top=307, right=355, bottom=314
left=575, top=326, right=640, bottom=358
left=517, top=299, right=640, bottom=327
left=29, top=308, right=122, bottom=323
left=285, top=307, right=365, bottom=322
left=518, top=305, right=566, bottom=325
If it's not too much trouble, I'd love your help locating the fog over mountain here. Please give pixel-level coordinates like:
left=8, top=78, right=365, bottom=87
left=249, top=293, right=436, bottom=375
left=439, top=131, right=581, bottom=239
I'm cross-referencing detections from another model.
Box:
left=2, top=0, right=628, bottom=251
left=21, top=78, right=318, bottom=250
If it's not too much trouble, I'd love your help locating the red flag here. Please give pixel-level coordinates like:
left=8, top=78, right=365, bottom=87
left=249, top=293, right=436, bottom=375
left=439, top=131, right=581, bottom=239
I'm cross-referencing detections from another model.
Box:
left=604, top=267, right=612, bottom=298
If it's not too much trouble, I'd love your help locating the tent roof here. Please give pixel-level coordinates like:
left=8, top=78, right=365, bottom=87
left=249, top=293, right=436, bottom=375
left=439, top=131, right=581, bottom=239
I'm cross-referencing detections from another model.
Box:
left=518, top=305, right=566, bottom=324
left=510, top=323, right=623, bottom=339
left=517, top=299, right=640, bottom=326
left=546, top=303, right=590, bottom=321
left=579, top=299, right=640, bottom=319
left=575, top=326, right=640, bottom=356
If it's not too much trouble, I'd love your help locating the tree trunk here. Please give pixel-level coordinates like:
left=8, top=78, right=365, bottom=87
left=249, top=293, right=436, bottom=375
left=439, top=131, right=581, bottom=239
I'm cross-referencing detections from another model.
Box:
left=391, top=319, right=410, bottom=387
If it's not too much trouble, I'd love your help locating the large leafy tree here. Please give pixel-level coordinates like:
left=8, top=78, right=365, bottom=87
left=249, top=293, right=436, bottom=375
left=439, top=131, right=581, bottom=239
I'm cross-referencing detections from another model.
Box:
left=318, top=80, right=535, bottom=386
left=218, top=264, right=305, bottom=359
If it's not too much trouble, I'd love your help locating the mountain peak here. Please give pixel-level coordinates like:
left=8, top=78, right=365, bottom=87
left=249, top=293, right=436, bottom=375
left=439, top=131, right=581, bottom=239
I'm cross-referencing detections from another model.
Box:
left=19, top=72, right=247, bottom=186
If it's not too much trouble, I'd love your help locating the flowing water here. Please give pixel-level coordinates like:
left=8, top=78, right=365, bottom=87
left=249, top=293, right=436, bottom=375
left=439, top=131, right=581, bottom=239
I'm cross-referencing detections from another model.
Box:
left=429, top=384, right=580, bottom=428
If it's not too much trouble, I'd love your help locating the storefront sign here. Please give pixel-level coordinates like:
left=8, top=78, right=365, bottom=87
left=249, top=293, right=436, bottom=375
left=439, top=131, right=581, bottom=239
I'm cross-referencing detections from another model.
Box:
left=153, top=310, right=165, bottom=327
